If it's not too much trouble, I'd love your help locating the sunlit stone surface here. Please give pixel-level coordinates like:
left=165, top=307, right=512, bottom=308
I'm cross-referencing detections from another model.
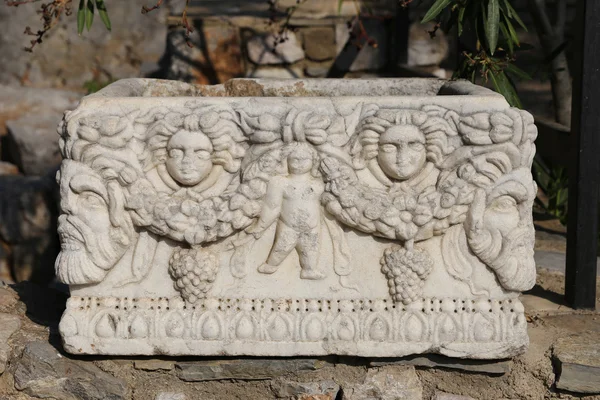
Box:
left=56, top=78, right=537, bottom=358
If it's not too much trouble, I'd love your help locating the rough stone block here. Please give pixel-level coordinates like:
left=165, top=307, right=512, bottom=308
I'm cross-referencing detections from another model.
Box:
left=134, top=359, right=175, bottom=371
left=303, top=28, right=337, bottom=61
left=0, top=85, right=80, bottom=175
left=369, top=354, right=511, bottom=375
left=175, top=359, right=325, bottom=381
left=272, top=379, right=340, bottom=399
left=6, top=115, right=63, bottom=176
left=433, top=392, right=476, bottom=400
left=343, top=366, right=423, bottom=400
left=0, top=162, right=18, bottom=176
left=553, top=331, right=600, bottom=394
left=247, top=67, right=304, bottom=79
left=335, top=20, right=388, bottom=71
left=408, top=22, right=449, bottom=67
left=0, top=313, right=20, bottom=374
left=247, top=32, right=305, bottom=65
left=14, top=341, right=128, bottom=399
left=55, top=78, right=537, bottom=359
left=304, top=66, right=330, bottom=78
left=165, top=26, right=244, bottom=84
left=156, top=393, right=186, bottom=400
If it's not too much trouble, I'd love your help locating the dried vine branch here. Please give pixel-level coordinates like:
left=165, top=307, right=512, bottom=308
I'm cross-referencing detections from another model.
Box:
left=6, top=0, right=74, bottom=52
left=142, top=0, right=193, bottom=47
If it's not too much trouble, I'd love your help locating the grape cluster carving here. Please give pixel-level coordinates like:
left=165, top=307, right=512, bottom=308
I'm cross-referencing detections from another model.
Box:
left=169, top=248, right=218, bottom=304
left=380, top=245, right=433, bottom=304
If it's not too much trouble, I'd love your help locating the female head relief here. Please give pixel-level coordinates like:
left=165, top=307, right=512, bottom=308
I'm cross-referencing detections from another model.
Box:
left=166, top=129, right=213, bottom=186
left=356, top=109, right=450, bottom=184
left=377, top=124, right=427, bottom=181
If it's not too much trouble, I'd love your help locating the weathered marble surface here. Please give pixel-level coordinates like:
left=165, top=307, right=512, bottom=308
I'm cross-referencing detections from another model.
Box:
left=56, top=78, right=537, bottom=358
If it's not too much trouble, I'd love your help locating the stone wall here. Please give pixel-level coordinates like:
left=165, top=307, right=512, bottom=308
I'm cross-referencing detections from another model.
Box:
left=164, top=0, right=450, bottom=83
left=0, top=0, right=171, bottom=89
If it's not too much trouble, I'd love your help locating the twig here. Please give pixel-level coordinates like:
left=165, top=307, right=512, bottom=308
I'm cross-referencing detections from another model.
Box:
left=6, top=0, right=74, bottom=52
left=143, top=0, right=194, bottom=47
left=141, top=0, right=164, bottom=14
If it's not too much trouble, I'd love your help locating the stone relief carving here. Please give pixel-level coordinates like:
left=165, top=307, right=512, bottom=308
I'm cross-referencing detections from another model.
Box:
left=56, top=79, right=537, bottom=358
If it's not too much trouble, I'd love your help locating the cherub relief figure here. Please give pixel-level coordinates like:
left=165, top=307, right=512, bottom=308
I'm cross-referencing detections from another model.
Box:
left=247, top=142, right=326, bottom=280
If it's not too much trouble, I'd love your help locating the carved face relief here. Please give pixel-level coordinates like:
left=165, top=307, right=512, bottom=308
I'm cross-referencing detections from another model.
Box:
left=466, top=169, right=537, bottom=291
left=166, top=130, right=214, bottom=186
left=55, top=161, right=132, bottom=285
left=377, top=125, right=427, bottom=181
left=485, top=179, right=536, bottom=278
left=287, top=144, right=314, bottom=175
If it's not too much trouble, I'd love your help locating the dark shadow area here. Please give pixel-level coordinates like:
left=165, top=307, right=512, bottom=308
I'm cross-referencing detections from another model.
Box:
left=534, top=223, right=568, bottom=239
left=10, top=281, right=67, bottom=329
left=524, top=283, right=566, bottom=306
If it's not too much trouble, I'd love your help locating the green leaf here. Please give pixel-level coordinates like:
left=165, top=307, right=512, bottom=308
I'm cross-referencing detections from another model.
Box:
left=489, top=70, right=522, bottom=108
left=505, top=63, right=532, bottom=80
left=503, top=0, right=527, bottom=31
left=457, top=6, right=465, bottom=36
left=499, top=22, right=514, bottom=54
left=504, top=15, right=520, bottom=46
left=337, top=0, right=343, bottom=14
left=86, top=0, right=94, bottom=31
left=421, top=0, right=452, bottom=23
left=95, top=0, right=111, bottom=31
left=500, top=0, right=512, bottom=17
left=485, top=0, right=500, bottom=54
left=77, top=0, right=85, bottom=35
left=556, top=188, right=568, bottom=207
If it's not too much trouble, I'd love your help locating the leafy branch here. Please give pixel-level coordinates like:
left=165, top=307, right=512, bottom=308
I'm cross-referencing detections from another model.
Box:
left=422, top=0, right=531, bottom=107
left=5, top=0, right=194, bottom=50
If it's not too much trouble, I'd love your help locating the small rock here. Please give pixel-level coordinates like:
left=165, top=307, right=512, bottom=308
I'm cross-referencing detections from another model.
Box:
left=304, top=66, right=330, bottom=77
left=6, top=114, right=63, bottom=176
left=407, top=22, right=449, bottom=67
left=0, top=162, right=18, bottom=176
left=14, top=341, right=128, bottom=399
left=247, top=32, right=305, bottom=65
left=433, top=392, right=476, bottom=400
left=0, top=85, right=80, bottom=175
left=369, top=354, right=511, bottom=375
left=165, top=26, right=243, bottom=84
left=343, top=366, right=423, bottom=400
left=134, top=359, right=175, bottom=371
left=335, top=20, right=387, bottom=72
left=303, top=28, right=337, bottom=61
left=248, top=67, right=304, bottom=79
left=272, top=379, right=339, bottom=399
left=176, top=358, right=326, bottom=382
left=156, top=393, right=186, bottom=400
left=0, top=287, right=18, bottom=309
left=0, top=313, right=21, bottom=374
left=553, top=331, right=600, bottom=394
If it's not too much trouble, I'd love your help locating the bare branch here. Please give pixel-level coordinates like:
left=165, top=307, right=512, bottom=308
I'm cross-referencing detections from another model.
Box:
left=141, top=0, right=164, bottom=14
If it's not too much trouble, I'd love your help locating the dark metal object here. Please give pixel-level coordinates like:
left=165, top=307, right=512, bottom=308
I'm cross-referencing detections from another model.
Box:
left=565, top=0, right=599, bottom=309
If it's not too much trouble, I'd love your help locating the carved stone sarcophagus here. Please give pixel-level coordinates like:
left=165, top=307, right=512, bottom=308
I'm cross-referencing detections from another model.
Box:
left=56, top=78, right=537, bottom=358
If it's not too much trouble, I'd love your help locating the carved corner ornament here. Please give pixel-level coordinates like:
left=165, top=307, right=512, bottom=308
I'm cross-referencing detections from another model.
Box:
left=56, top=78, right=537, bottom=358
